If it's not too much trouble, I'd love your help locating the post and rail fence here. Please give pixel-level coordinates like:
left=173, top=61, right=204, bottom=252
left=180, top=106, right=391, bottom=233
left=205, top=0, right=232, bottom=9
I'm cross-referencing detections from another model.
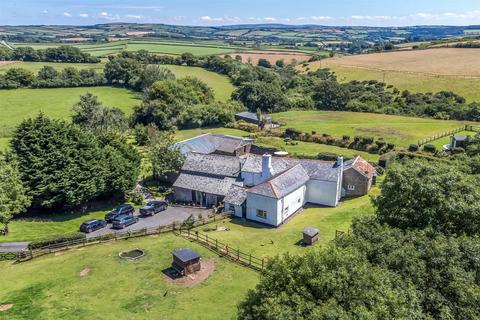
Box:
left=417, top=125, right=470, bottom=146
left=175, top=228, right=266, bottom=272
left=8, top=213, right=232, bottom=263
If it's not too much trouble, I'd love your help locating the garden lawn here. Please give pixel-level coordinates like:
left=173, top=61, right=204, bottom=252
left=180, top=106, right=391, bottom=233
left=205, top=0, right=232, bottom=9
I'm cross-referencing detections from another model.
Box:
left=193, top=192, right=375, bottom=259
left=0, top=137, right=10, bottom=150
left=256, top=137, right=379, bottom=162
left=175, top=128, right=250, bottom=142
left=0, top=61, right=105, bottom=74
left=0, top=87, right=139, bottom=138
left=0, top=234, right=258, bottom=320
left=164, top=65, right=235, bottom=102
left=272, top=111, right=470, bottom=147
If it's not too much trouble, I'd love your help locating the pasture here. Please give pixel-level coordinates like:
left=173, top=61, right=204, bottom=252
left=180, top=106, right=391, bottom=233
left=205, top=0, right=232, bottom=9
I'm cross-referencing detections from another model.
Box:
left=0, top=61, right=105, bottom=73
left=0, top=234, right=258, bottom=320
left=304, top=48, right=480, bottom=102
left=0, top=87, right=139, bottom=138
left=125, top=41, right=236, bottom=56
left=272, top=111, right=470, bottom=147
left=164, top=65, right=235, bottom=101
left=230, top=51, right=312, bottom=65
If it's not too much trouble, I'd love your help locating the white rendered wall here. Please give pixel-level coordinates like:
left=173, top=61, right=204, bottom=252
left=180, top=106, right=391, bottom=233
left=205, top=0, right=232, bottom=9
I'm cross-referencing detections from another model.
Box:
left=306, top=180, right=340, bottom=207
left=276, top=185, right=307, bottom=224
left=246, top=193, right=279, bottom=226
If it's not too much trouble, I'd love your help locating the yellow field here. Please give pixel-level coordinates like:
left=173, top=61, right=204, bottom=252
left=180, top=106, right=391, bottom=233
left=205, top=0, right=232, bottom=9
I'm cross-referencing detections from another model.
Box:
left=303, top=48, right=480, bottom=102
left=231, top=51, right=311, bottom=65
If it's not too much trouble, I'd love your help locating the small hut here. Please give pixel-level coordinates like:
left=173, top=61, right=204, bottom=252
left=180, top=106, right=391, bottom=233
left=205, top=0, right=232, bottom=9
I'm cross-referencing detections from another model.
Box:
left=303, top=227, right=319, bottom=246
left=172, top=248, right=201, bottom=275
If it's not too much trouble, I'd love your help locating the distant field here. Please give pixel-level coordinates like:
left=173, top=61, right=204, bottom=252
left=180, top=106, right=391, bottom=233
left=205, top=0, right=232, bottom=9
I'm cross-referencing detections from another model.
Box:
left=125, top=42, right=236, bottom=56
left=272, top=111, right=470, bottom=147
left=164, top=65, right=235, bottom=101
left=303, top=48, right=480, bottom=101
left=0, top=61, right=104, bottom=73
left=230, top=51, right=312, bottom=65
left=0, top=87, right=139, bottom=138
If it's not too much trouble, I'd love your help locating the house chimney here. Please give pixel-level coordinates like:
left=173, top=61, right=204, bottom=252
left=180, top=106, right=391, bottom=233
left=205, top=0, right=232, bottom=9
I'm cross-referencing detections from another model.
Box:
left=262, top=154, right=273, bottom=180
left=336, top=156, right=344, bottom=167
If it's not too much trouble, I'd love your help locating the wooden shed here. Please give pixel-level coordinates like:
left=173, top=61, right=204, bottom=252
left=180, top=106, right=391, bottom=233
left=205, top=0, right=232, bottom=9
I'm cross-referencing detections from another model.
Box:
left=303, top=227, right=319, bottom=246
left=172, top=248, right=201, bottom=275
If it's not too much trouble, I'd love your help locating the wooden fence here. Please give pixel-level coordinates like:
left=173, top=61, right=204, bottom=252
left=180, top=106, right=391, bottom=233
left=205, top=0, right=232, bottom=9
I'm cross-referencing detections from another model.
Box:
left=15, top=213, right=231, bottom=262
left=417, top=126, right=466, bottom=146
left=176, top=228, right=266, bottom=272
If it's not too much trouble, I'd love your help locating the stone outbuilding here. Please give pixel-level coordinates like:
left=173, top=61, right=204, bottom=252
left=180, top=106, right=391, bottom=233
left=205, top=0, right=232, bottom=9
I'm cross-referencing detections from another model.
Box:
left=342, top=156, right=377, bottom=197
left=172, top=248, right=201, bottom=275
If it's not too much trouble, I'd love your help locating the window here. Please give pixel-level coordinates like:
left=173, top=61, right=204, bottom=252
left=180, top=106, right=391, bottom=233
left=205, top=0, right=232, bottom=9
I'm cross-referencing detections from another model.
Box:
left=283, top=206, right=289, bottom=214
left=256, top=209, right=267, bottom=219
left=348, top=184, right=356, bottom=191
left=297, top=197, right=301, bottom=203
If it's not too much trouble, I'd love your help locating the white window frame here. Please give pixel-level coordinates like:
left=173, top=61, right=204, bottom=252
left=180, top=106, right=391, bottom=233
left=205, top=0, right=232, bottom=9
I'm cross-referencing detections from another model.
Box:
left=256, top=209, right=267, bottom=219
left=347, top=184, right=356, bottom=191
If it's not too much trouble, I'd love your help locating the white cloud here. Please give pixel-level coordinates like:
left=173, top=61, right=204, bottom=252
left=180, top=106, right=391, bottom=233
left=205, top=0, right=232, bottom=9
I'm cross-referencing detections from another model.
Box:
left=63, top=12, right=72, bottom=17
left=125, top=14, right=142, bottom=20
left=79, top=13, right=89, bottom=18
left=200, top=16, right=212, bottom=21
left=263, top=17, right=277, bottom=22
left=41, top=10, right=48, bottom=14
left=100, top=12, right=108, bottom=16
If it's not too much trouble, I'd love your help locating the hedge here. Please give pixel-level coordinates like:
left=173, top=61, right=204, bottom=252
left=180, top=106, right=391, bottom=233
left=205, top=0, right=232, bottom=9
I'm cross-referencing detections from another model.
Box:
left=28, top=232, right=86, bottom=250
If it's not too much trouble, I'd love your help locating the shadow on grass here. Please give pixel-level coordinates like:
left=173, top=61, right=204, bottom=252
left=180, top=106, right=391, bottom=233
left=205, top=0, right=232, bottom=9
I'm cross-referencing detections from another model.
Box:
left=228, top=217, right=275, bottom=230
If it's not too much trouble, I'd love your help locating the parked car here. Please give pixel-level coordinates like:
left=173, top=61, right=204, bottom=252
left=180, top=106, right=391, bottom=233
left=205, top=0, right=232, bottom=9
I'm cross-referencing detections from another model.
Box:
left=80, top=219, right=107, bottom=233
left=112, top=215, right=139, bottom=229
left=105, top=204, right=135, bottom=223
left=139, top=200, right=168, bottom=217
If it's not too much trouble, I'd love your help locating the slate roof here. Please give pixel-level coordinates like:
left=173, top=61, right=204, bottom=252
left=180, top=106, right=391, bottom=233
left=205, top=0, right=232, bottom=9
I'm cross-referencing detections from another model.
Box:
left=174, top=133, right=253, bottom=155
left=224, top=184, right=247, bottom=206
left=303, top=227, right=319, bottom=237
left=453, top=136, right=468, bottom=141
left=172, top=248, right=200, bottom=263
left=247, top=164, right=310, bottom=199
left=181, top=153, right=242, bottom=177
left=173, top=173, right=237, bottom=196
left=235, top=112, right=272, bottom=123
left=344, top=156, right=376, bottom=179
left=242, top=154, right=341, bottom=182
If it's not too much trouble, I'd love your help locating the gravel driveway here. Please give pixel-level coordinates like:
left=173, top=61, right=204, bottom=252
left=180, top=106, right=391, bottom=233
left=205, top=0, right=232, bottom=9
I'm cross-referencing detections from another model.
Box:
left=87, top=206, right=211, bottom=238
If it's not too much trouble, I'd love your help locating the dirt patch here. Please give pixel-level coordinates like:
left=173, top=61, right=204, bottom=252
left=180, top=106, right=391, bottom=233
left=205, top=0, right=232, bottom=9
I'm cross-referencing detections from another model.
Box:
left=164, top=258, right=215, bottom=287
left=0, top=304, right=13, bottom=312
left=54, top=251, right=64, bottom=257
left=80, top=267, right=91, bottom=277
left=229, top=51, right=311, bottom=65
left=313, top=48, right=480, bottom=77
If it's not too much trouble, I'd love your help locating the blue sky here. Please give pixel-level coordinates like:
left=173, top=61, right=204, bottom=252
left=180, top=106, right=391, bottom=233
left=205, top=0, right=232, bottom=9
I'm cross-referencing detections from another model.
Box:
left=1, top=0, right=480, bottom=26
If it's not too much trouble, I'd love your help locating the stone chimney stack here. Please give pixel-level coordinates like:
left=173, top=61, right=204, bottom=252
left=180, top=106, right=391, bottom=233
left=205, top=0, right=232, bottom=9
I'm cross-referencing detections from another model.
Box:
left=261, top=154, right=273, bottom=180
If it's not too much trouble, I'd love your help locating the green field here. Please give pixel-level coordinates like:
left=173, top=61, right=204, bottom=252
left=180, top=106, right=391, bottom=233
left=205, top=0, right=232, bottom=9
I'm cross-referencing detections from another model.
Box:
left=272, top=111, right=470, bottom=147
left=164, top=65, right=235, bottom=101
left=194, top=191, right=375, bottom=258
left=0, top=87, right=140, bottom=138
left=0, top=61, right=104, bottom=74
left=319, top=65, right=480, bottom=102
left=175, top=128, right=249, bottom=142
left=0, top=234, right=258, bottom=320
left=125, top=42, right=236, bottom=56
left=256, top=137, right=380, bottom=162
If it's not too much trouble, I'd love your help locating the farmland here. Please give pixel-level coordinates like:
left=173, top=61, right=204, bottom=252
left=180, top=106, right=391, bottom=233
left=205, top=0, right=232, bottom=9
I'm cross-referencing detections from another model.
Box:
left=271, top=111, right=470, bottom=147
left=304, top=48, right=480, bottom=102
left=0, top=61, right=105, bottom=73
left=231, top=51, right=312, bottom=65
left=0, top=87, right=139, bottom=138
left=0, top=234, right=258, bottom=320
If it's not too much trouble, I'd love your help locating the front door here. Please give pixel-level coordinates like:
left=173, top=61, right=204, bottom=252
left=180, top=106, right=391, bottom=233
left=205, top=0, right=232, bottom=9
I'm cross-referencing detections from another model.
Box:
left=242, top=205, right=247, bottom=219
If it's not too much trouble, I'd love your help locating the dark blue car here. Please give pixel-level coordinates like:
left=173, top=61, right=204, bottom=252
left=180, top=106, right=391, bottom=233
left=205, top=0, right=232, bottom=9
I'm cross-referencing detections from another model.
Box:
left=139, top=200, right=168, bottom=217
left=80, top=219, right=107, bottom=233
left=112, top=215, right=139, bottom=229
left=105, top=204, right=135, bottom=223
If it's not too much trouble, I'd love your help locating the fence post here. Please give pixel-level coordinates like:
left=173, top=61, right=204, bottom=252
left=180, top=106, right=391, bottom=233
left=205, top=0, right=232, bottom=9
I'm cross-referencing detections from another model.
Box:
left=187, top=229, right=190, bottom=238
left=206, top=234, right=209, bottom=245
left=249, top=254, right=252, bottom=266
left=237, top=248, right=240, bottom=261
left=215, top=239, right=218, bottom=250
left=196, top=231, right=199, bottom=241
left=261, top=258, right=264, bottom=270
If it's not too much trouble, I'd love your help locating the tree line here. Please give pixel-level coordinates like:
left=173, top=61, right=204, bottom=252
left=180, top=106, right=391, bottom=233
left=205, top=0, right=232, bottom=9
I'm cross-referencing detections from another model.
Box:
left=0, top=45, right=100, bottom=63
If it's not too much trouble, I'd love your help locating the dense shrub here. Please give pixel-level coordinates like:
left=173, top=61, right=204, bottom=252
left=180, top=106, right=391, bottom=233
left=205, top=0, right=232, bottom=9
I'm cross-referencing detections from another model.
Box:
left=423, top=144, right=437, bottom=153
left=408, top=144, right=419, bottom=152
left=28, top=232, right=86, bottom=250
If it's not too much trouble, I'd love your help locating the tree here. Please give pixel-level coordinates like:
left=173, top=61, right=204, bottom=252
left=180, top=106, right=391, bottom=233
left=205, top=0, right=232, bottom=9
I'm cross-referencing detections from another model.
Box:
left=257, top=58, right=272, bottom=68
left=4, top=68, right=35, bottom=87
left=138, top=65, right=175, bottom=90
left=0, top=153, right=30, bottom=235
left=104, top=56, right=142, bottom=87
left=238, top=246, right=421, bottom=320
left=11, top=114, right=105, bottom=209
left=312, top=80, right=350, bottom=110
left=150, top=131, right=184, bottom=181
left=275, top=59, right=285, bottom=68
left=72, top=93, right=127, bottom=133
left=373, top=159, right=480, bottom=236
left=232, top=81, right=289, bottom=113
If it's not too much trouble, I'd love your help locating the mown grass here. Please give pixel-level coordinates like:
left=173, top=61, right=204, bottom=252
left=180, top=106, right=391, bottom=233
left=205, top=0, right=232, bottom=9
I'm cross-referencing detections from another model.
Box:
left=164, top=65, right=235, bottom=102
left=272, top=110, right=470, bottom=147
left=0, top=137, right=10, bottom=151
left=428, top=131, right=477, bottom=149
left=175, top=128, right=250, bottom=142
left=0, top=61, right=104, bottom=74
left=256, top=137, right=380, bottom=162
left=315, top=65, right=480, bottom=102
left=0, top=87, right=140, bottom=138
left=193, top=191, right=375, bottom=258
left=0, top=234, right=258, bottom=320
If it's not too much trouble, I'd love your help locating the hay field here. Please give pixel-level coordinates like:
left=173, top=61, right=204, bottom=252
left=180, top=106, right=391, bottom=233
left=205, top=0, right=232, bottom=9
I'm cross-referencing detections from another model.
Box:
left=231, top=51, right=311, bottom=65
left=318, top=48, right=480, bottom=76
left=303, top=48, right=480, bottom=101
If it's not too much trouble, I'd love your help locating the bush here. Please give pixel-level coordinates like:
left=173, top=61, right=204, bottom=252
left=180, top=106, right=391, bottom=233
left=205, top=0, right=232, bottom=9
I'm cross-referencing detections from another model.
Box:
left=451, top=147, right=465, bottom=154
left=423, top=144, right=437, bottom=153
left=379, top=152, right=397, bottom=168
left=28, top=232, right=86, bottom=250
left=316, top=152, right=340, bottom=161
left=285, top=127, right=302, bottom=138
left=408, top=144, right=419, bottom=152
